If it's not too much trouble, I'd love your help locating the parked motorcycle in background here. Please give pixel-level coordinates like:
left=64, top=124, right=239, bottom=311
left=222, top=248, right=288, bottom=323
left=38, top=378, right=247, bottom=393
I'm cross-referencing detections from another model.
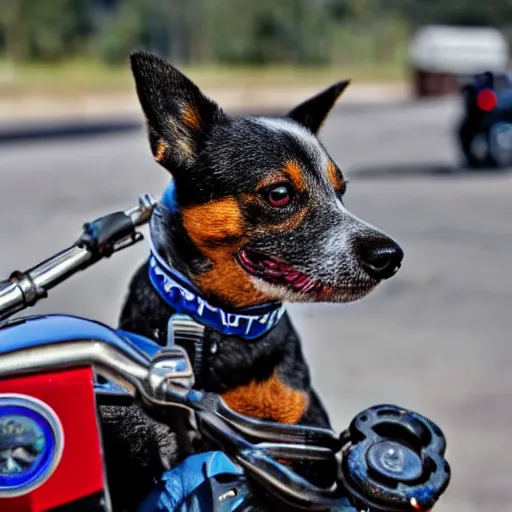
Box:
left=458, top=71, right=512, bottom=168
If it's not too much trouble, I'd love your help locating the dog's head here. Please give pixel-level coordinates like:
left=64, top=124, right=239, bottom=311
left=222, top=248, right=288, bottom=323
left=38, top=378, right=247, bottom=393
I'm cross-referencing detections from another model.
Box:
left=131, top=52, right=403, bottom=309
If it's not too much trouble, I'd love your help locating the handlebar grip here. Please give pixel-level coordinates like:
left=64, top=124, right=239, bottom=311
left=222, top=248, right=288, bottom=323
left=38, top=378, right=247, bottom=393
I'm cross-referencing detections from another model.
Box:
left=80, top=211, right=136, bottom=256
left=78, top=195, right=156, bottom=257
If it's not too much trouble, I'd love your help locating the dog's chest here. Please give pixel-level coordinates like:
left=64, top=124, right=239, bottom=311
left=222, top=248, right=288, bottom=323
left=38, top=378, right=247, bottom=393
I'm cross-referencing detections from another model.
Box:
left=202, top=335, right=308, bottom=425
left=220, top=371, right=308, bottom=424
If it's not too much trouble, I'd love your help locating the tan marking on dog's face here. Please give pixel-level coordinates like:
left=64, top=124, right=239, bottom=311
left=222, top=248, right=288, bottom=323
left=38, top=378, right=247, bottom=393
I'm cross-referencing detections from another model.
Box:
left=221, top=371, right=308, bottom=424
left=327, top=161, right=345, bottom=190
left=255, top=160, right=307, bottom=193
left=283, top=160, right=307, bottom=192
left=182, top=198, right=271, bottom=308
left=182, top=104, right=202, bottom=131
left=182, top=197, right=244, bottom=244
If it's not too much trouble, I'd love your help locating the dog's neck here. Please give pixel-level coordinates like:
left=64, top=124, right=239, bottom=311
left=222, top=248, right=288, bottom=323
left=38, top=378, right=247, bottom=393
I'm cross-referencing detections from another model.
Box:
left=148, top=181, right=285, bottom=340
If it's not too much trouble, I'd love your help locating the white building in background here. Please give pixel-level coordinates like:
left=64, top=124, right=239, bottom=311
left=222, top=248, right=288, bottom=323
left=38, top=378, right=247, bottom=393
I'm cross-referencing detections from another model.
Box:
left=409, top=25, right=509, bottom=97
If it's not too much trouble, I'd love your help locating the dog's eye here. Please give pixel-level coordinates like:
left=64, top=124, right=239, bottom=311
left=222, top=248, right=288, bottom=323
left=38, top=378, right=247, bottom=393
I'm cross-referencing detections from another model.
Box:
left=265, top=185, right=292, bottom=207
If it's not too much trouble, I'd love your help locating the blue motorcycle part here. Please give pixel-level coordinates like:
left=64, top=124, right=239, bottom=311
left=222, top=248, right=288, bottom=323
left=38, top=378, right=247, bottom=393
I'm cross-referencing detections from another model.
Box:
left=0, top=314, right=158, bottom=360
left=138, top=451, right=249, bottom=512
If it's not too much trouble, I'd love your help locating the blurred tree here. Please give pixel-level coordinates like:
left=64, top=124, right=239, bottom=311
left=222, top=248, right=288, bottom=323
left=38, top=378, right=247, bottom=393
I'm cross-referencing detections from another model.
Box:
left=0, top=0, right=30, bottom=62
left=92, top=0, right=150, bottom=64
left=0, top=0, right=92, bottom=62
left=28, top=0, right=91, bottom=61
left=325, top=0, right=410, bottom=67
left=202, top=0, right=332, bottom=65
left=406, top=0, right=512, bottom=27
left=1, top=0, right=511, bottom=67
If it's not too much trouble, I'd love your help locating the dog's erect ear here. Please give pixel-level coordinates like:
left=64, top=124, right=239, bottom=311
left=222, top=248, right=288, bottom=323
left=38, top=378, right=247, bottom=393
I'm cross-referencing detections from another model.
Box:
left=130, top=51, right=227, bottom=171
left=286, top=80, right=351, bottom=134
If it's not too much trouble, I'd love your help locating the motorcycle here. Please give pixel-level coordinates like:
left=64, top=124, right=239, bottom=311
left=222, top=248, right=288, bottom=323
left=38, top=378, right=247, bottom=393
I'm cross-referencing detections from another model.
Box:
left=0, top=195, right=451, bottom=512
left=458, top=70, right=512, bottom=168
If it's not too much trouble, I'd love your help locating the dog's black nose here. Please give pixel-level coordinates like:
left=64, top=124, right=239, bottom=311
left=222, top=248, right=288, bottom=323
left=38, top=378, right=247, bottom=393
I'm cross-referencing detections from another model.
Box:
left=357, top=238, right=404, bottom=280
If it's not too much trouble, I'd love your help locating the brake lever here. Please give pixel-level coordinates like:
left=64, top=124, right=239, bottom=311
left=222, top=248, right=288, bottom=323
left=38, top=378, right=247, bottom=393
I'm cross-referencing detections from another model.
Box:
left=196, top=409, right=347, bottom=511
left=216, top=398, right=341, bottom=451
left=111, top=231, right=144, bottom=254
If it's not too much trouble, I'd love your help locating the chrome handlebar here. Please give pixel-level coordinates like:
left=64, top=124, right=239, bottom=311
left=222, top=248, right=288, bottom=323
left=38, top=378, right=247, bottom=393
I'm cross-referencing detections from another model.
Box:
left=0, top=194, right=156, bottom=321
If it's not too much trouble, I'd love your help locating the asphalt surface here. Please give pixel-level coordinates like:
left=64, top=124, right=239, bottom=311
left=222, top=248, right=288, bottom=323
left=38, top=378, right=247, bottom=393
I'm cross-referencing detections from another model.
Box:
left=0, top=97, right=511, bottom=512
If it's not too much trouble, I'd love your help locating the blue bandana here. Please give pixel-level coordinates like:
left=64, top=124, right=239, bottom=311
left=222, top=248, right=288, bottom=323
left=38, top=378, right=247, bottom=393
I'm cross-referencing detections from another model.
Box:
left=148, top=181, right=285, bottom=341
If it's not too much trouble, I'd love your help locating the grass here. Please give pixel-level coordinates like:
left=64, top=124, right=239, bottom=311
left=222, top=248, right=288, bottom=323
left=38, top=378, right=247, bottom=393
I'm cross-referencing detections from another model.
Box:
left=184, top=61, right=406, bottom=86
left=0, top=58, right=407, bottom=98
left=0, top=59, right=132, bottom=97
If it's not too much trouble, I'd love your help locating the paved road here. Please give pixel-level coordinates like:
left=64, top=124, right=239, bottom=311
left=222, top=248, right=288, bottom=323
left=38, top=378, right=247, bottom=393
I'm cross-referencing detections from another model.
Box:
left=1, top=97, right=511, bottom=512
